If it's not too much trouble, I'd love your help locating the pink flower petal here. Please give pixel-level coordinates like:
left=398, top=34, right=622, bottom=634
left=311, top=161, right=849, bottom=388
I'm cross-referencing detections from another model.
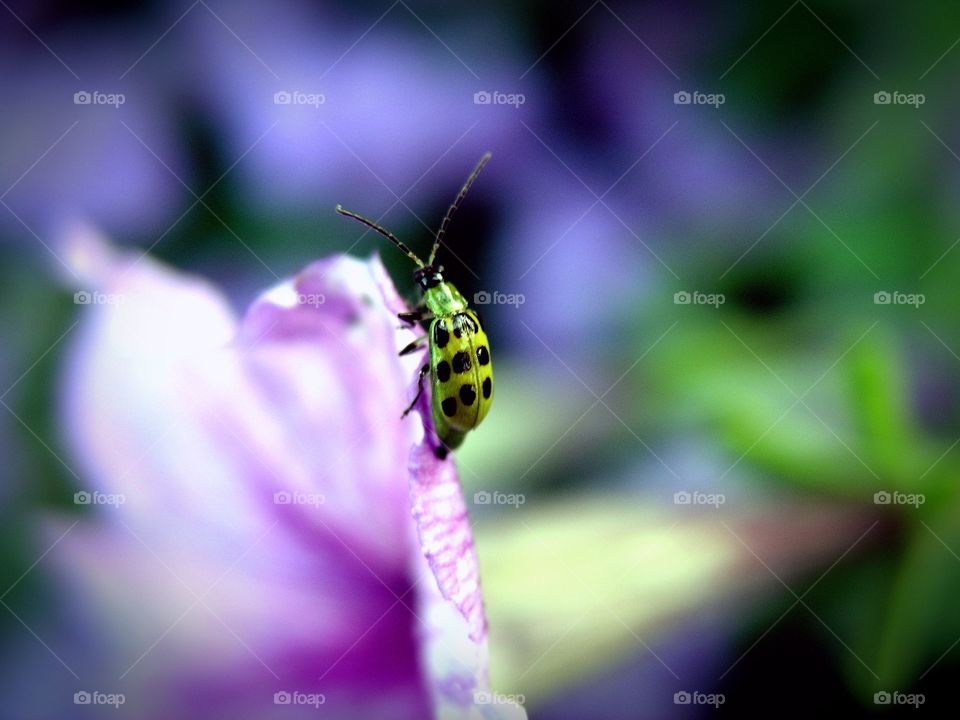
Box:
left=410, top=442, right=487, bottom=644
left=51, top=226, right=521, bottom=719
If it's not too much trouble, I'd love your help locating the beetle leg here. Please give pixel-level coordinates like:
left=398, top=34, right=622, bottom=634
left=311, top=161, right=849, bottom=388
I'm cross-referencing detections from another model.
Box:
left=398, top=334, right=428, bottom=357
left=402, top=364, right=430, bottom=418
left=397, top=305, right=426, bottom=326
left=397, top=310, right=420, bottom=326
left=397, top=310, right=435, bottom=329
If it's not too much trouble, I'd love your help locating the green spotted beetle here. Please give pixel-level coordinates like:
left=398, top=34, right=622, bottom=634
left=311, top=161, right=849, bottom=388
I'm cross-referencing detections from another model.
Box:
left=336, top=153, right=493, bottom=458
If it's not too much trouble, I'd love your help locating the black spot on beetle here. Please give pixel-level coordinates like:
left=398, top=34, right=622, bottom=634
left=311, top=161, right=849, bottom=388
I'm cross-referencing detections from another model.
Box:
left=441, top=397, right=458, bottom=417
left=452, top=351, right=472, bottom=374
left=482, top=377, right=492, bottom=399
left=459, top=384, right=477, bottom=406
left=436, top=360, right=451, bottom=383
left=453, top=313, right=477, bottom=338
left=434, top=323, right=449, bottom=348
left=476, top=345, right=490, bottom=366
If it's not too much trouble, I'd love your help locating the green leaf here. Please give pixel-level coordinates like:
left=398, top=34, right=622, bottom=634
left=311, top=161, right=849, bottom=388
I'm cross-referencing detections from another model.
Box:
left=871, top=504, right=960, bottom=691
left=843, top=328, right=937, bottom=491
left=477, top=498, right=867, bottom=707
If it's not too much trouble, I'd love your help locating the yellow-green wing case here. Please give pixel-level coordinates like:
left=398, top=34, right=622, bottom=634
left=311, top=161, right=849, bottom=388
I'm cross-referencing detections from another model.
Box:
left=429, top=311, right=492, bottom=437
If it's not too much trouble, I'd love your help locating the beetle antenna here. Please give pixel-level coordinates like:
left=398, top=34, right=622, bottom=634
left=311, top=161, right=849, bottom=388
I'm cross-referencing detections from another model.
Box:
left=336, top=205, right=424, bottom=267
left=429, top=152, right=491, bottom=266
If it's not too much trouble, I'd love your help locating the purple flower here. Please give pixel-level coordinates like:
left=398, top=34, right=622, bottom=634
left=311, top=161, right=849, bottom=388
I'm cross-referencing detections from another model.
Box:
left=187, top=0, right=539, bottom=211
left=0, top=35, right=186, bottom=240
left=2, top=0, right=539, bottom=249
left=51, top=227, right=525, bottom=719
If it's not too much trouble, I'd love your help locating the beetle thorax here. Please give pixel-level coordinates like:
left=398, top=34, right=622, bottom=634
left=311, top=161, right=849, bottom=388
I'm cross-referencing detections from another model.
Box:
left=423, top=281, right=468, bottom=316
